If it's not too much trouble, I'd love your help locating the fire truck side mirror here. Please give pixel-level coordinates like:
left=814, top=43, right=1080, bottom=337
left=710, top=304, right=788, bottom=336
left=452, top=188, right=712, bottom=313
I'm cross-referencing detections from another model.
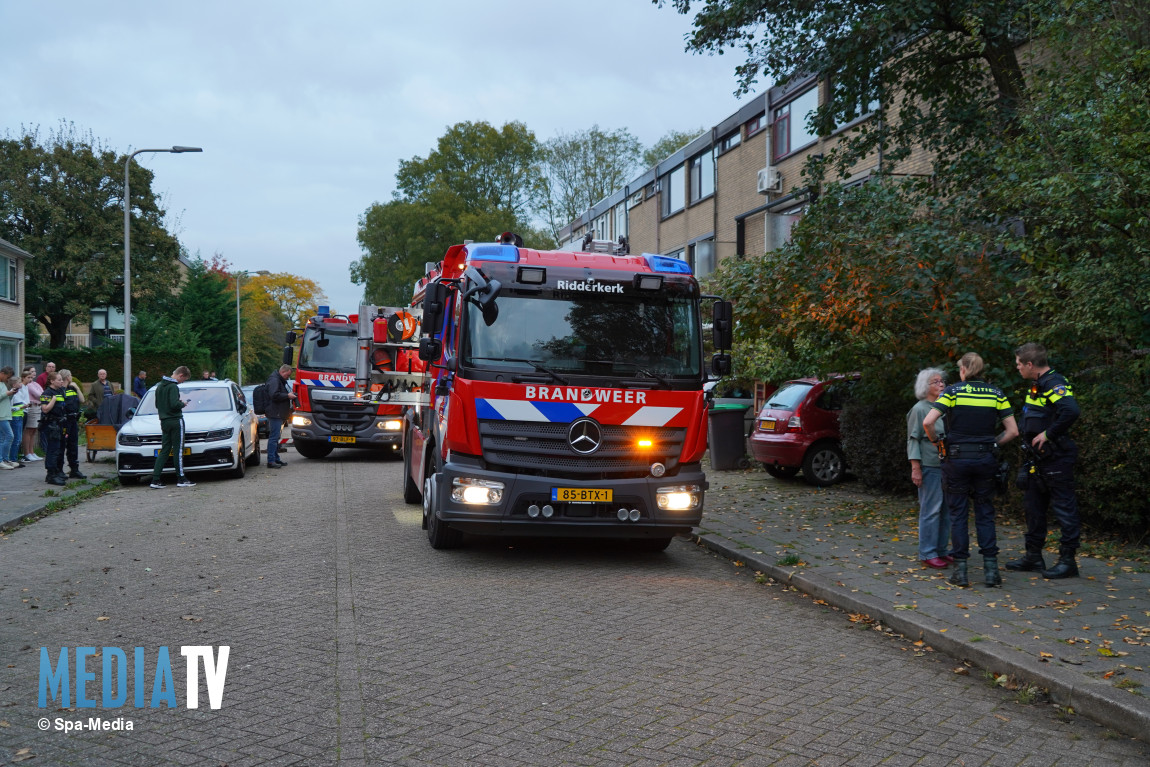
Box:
left=419, top=337, right=442, bottom=362
left=423, top=282, right=448, bottom=335
left=285, top=330, right=297, bottom=345
left=712, top=300, right=733, bottom=351
left=282, top=345, right=294, bottom=366
left=711, top=353, right=732, bottom=377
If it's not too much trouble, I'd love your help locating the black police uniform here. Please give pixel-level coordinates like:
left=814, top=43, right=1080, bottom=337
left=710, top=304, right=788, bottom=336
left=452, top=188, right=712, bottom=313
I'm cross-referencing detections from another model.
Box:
left=1017, top=369, right=1081, bottom=566
left=60, top=384, right=85, bottom=478
left=930, top=380, right=1014, bottom=570
left=39, top=387, right=67, bottom=485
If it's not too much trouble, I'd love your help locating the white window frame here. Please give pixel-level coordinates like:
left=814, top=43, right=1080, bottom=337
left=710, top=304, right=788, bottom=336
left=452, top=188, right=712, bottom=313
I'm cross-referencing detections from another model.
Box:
left=1, top=256, right=16, bottom=302
left=661, top=165, right=685, bottom=218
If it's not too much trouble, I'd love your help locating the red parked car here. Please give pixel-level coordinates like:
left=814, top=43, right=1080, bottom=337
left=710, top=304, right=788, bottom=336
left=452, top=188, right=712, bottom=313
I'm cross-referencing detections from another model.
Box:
left=749, top=375, right=858, bottom=486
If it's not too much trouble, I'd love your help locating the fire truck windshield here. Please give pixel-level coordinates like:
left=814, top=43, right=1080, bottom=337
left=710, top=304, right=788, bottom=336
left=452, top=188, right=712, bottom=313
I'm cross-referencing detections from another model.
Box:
left=299, top=326, right=358, bottom=373
left=463, top=294, right=701, bottom=379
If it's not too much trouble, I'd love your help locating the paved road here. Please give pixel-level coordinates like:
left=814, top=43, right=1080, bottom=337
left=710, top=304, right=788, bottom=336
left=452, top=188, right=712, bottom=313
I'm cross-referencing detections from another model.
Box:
left=2, top=453, right=1147, bottom=766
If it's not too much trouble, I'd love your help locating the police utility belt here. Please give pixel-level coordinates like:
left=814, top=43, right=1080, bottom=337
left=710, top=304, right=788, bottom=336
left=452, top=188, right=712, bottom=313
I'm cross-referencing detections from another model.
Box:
left=945, top=442, right=994, bottom=457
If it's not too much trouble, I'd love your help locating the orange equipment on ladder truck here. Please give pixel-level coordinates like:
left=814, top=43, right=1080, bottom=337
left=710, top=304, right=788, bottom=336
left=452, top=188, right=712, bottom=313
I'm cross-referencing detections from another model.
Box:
left=402, top=233, right=734, bottom=550
left=284, top=305, right=424, bottom=459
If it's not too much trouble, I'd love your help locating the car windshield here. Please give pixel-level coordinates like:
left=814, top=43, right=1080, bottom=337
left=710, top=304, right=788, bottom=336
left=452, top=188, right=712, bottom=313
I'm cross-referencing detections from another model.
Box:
left=134, top=385, right=235, bottom=415
left=765, top=382, right=813, bottom=411
left=462, top=294, right=701, bottom=378
left=299, top=326, right=357, bottom=373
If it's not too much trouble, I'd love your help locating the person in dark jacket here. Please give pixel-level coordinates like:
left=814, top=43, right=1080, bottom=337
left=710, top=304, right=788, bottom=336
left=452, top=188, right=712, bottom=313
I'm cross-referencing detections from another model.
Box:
left=1008, top=342, right=1083, bottom=579
left=39, top=372, right=68, bottom=486
left=132, top=370, right=148, bottom=399
left=151, top=366, right=194, bottom=489
left=922, top=352, right=1018, bottom=588
left=265, top=364, right=296, bottom=469
left=58, top=369, right=86, bottom=479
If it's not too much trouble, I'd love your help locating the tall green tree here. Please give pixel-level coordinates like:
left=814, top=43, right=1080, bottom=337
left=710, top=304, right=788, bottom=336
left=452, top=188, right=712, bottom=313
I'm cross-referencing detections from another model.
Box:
left=0, top=123, right=182, bottom=346
left=642, top=127, right=705, bottom=168
left=175, top=257, right=236, bottom=372
left=353, top=121, right=552, bottom=306
left=540, top=126, right=642, bottom=238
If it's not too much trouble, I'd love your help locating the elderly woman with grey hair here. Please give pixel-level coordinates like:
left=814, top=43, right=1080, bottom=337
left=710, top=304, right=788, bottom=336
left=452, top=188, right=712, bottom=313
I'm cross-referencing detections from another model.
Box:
left=908, top=367, right=949, bottom=569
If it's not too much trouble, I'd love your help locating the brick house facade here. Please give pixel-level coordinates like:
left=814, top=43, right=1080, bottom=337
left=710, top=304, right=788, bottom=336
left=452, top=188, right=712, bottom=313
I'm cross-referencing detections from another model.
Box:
left=0, top=238, right=33, bottom=370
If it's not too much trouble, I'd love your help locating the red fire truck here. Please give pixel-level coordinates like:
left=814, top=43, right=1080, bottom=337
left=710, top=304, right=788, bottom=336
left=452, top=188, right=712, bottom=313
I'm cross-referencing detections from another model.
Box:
left=284, top=305, right=424, bottom=459
left=403, top=234, right=733, bottom=550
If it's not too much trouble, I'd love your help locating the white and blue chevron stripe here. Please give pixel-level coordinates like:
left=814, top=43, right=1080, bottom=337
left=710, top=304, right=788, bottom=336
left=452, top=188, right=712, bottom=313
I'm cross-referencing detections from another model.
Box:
left=303, top=378, right=353, bottom=388
left=475, top=398, right=682, bottom=427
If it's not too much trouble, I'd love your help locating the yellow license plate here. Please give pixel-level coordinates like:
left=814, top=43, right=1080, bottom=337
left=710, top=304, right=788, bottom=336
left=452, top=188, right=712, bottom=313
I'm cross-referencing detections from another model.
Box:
left=154, top=448, right=192, bottom=456
left=760, top=419, right=776, bottom=431
left=551, top=487, right=613, bottom=503
left=330, top=435, right=356, bottom=444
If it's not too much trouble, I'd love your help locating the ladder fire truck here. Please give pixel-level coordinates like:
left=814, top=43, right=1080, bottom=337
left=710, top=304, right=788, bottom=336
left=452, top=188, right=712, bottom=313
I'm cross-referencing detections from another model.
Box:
left=283, top=305, right=424, bottom=459
left=402, top=233, right=733, bottom=550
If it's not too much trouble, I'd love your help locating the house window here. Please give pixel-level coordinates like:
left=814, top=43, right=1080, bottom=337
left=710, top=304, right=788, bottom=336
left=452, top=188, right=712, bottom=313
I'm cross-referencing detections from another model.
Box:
left=744, top=113, right=766, bottom=138
left=689, top=239, right=715, bottom=279
left=614, top=204, right=627, bottom=238
left=718, top=130, right=741, bottom=154
left=689, top=151, right=714, bottom=204
left=593, top=212, right=610, bottom=240
left=661, top=164, right=685, bottom=218
left=0, top=256, right=15, bottom=301
left=767, top=205, right=805, bottom=251
left=771, top=86, right=820, bottom=159
left=833, top=69, right=880, bottom=126
left=0, top=337, right=18, bottom=370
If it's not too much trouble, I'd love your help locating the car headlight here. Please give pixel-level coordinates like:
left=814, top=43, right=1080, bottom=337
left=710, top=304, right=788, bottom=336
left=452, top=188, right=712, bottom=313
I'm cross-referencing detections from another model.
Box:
left=205, top=428, right=234, bottom=441
left=377, top=419, right=403, bottom=431
left=656, top=484, right=702, bottom=511
left=291, top=415, right=312, bottom=427
left=450, top=477, right=504, bottom=505
left=118, top=433, right=142, bottom=446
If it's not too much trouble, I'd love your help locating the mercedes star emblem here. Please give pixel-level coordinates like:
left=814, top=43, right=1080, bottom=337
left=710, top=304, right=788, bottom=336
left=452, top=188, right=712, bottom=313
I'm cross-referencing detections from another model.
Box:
left=568, top=418, right=603, bottom=455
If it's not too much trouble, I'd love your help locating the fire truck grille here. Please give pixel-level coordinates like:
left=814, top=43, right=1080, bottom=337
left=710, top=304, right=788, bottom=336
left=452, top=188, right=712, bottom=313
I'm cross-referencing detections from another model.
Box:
left=311, top=400, right=376, bottom=431
left=478, top=420, right=685, bottom=479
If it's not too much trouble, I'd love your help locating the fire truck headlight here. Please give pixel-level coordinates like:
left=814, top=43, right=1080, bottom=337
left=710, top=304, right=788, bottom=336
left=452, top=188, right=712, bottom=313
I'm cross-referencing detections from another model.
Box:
left=451, top=477, right=504, bottom=505
left=291, top=415, right=312, bottom=427
left=377, top=419, right=403, bottom=431
left=656, top=485, right=702, bottom=511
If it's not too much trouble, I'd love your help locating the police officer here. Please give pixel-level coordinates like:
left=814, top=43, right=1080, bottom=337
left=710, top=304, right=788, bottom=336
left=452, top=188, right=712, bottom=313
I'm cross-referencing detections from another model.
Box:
left=1007, top=343, right=1082, bottom=579
left=39, top=372, right=68, bottom=486
left=59, top=369, right=86, bottom=480
left=923, top=352, right=1018, bottom=587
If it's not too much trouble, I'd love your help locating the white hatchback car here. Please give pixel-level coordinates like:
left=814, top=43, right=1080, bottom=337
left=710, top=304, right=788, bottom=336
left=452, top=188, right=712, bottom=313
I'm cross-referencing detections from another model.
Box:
left=116, top=379, right=261, bottom=485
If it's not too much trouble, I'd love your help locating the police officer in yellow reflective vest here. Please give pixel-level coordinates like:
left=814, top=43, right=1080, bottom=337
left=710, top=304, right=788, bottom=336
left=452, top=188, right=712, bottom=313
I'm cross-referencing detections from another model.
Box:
left=59, top=369, right=86, bottom=480
left=1007, top=342, right=1082, bottom=579
left=923, top=353, right=1018, bottom=587
left=39, top=372, right=68, bottom=486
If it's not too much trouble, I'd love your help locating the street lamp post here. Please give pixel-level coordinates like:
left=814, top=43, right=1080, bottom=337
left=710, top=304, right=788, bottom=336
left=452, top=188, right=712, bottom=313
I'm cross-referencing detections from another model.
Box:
left=123, top=146, right=202, bottom=392
left=235, top=270, right=270, bottom=387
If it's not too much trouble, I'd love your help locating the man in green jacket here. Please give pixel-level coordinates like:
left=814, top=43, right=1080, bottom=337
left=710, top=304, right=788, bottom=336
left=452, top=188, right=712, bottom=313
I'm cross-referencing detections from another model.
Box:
left=151, top=366, right=194, bottom=489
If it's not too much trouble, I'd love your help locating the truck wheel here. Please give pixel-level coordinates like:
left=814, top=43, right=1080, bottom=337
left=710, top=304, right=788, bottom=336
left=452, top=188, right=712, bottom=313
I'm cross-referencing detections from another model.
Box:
left=424, top=454, right=462, bottom=549
left=402, top=436, right=422, bottom=505
left=295, top=439, right=334, bottom=459
left=802, top=442, right=845, bottom=487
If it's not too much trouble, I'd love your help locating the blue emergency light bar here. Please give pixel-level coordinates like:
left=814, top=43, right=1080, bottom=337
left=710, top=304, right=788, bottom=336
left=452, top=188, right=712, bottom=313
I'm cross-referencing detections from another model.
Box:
left=316, top=305, right=331, bottom=317
left=642, top=254, right=693, bottom=275
left=467, top=244, right=520, bottom=263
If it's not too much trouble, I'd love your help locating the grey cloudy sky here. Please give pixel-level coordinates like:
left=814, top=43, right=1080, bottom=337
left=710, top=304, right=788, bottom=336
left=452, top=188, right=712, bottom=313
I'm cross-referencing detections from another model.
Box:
left=2, top=1, right=760, bottom=312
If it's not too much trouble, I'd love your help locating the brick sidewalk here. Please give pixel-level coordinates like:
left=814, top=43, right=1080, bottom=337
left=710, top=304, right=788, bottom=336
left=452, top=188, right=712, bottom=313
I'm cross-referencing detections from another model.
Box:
left=697, top=461, right=1150, bottom=740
